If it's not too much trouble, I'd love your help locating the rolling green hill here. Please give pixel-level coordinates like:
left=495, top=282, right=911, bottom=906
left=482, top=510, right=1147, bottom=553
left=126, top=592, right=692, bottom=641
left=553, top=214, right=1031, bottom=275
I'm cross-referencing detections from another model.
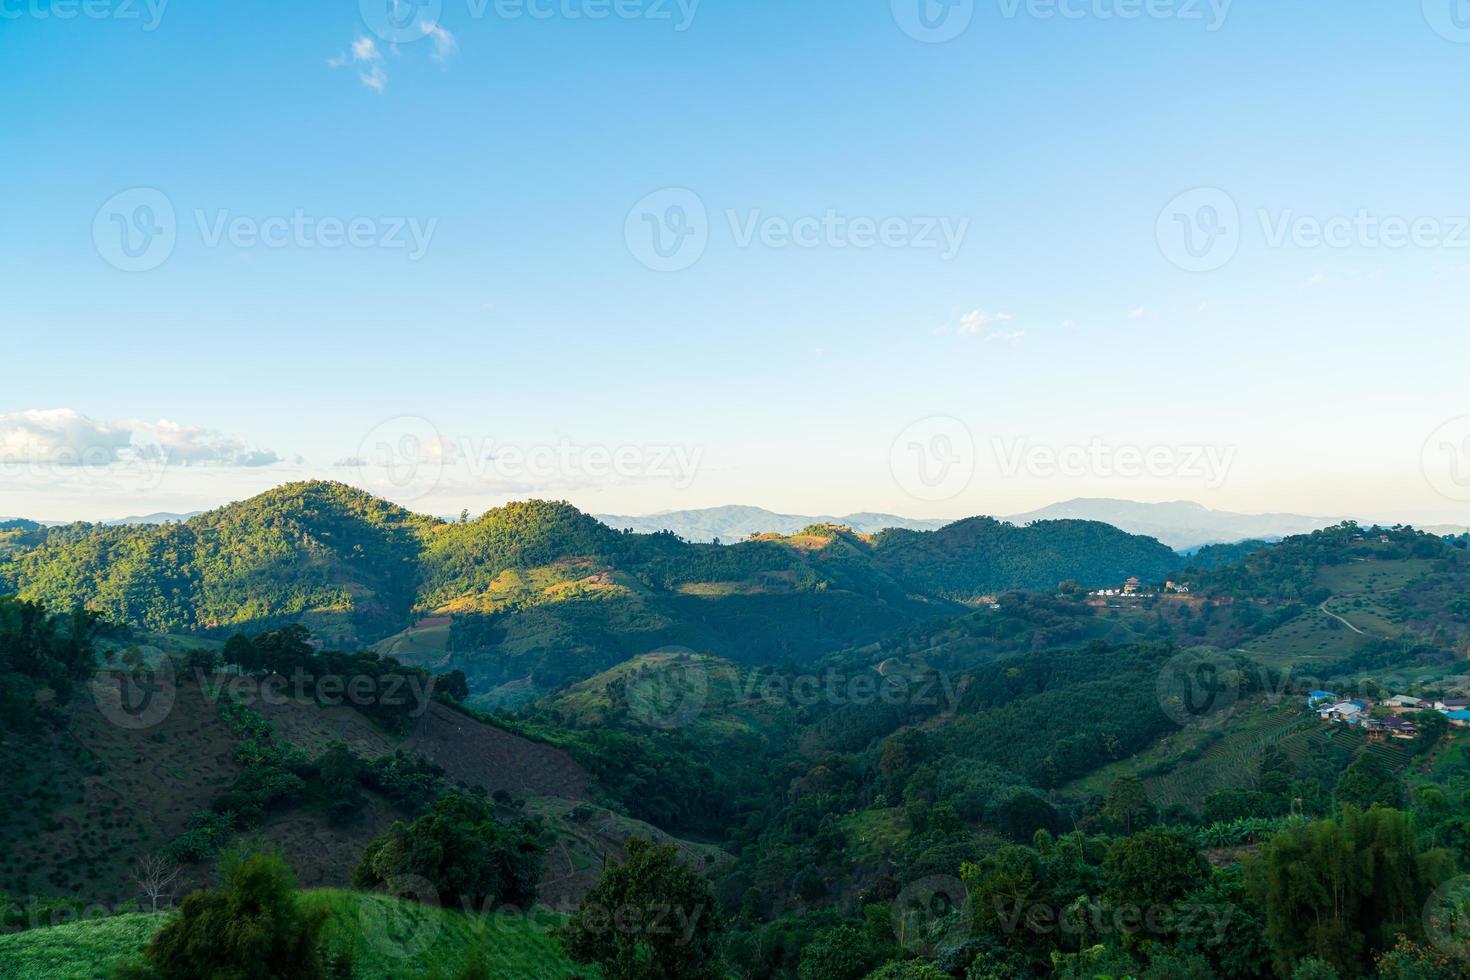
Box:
left=0, top=483, right=1192, bottom=694
left=0, top=890, right=594, bottom=980
left=0, top=483, right=437, bottom=645
left=869, top=516, right=1180, bottom=602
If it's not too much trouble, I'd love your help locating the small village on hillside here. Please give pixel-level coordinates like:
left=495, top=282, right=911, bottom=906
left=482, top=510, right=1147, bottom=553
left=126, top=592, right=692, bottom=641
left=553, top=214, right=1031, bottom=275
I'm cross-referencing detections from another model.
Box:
left=1309, top=689, right=1470, bottom=739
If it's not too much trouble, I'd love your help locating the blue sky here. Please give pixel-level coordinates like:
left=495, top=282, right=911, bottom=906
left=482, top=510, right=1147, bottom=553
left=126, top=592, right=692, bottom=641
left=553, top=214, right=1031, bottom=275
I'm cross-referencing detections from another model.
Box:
left=3, top=0, right=1470, bottom=523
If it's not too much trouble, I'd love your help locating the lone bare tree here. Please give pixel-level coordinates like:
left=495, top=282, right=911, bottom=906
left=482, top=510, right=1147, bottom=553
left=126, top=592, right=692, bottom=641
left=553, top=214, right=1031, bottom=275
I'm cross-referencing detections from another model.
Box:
left=132, top=854, right=182, bottom=913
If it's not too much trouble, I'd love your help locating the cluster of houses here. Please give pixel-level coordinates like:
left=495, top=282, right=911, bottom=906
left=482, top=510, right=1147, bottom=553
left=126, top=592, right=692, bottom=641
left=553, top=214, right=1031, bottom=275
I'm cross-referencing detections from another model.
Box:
left=1088, top=578, right=1191, bottom=600
left=1308, top=690, right=1470, bottom=739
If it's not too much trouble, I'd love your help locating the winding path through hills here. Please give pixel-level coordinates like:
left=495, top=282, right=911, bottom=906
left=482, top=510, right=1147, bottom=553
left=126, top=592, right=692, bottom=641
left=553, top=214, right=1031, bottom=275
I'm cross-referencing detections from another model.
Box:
left=1320, top=598, right=1367, bottom=635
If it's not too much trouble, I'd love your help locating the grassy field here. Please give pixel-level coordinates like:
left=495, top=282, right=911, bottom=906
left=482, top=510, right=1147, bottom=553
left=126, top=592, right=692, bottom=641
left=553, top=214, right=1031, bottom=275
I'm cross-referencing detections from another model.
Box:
left=1066, top=699, right=1313, bottom=812
left=1239, top=608, right=1370, bottom=671
left=0, top=912, right=166, bottom=979
left=1237, top=558, right=1435, bottom=673
left=541, top=651, right=789, bottom=741
left=310, top=889, right=596, bottom=979
left=0, top=891, right=596, bottom=980
left=1315, top=558, right=1435, bottom=596
left=371, top=617, right=453, bottom=663
left=841, top=807, right=908, bottom=865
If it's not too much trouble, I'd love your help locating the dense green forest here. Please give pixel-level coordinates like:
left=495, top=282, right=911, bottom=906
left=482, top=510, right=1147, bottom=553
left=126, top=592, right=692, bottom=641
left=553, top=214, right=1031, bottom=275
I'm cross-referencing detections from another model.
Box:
left=0, top=482, right=1196, bottom=687
left=5, top=501, right=1470, bottom=978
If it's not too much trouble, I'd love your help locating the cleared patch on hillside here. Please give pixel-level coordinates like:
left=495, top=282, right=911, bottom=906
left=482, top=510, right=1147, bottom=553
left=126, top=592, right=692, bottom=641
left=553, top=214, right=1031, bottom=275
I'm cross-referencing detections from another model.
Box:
left=0, top=891, right=599, bottom=980
left=251, top=697, right=592, bottom=801
left=1064, top=699, right=1312, bottom=812
left=530, top=797, right=727, bottom=912
left=539, top=651, right=789, bottom=741
left=0, top=679, right=242, bottom=905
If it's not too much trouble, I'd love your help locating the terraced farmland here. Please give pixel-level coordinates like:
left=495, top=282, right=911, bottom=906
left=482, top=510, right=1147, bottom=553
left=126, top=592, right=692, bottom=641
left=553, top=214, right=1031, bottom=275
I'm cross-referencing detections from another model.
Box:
left=1065, top=699, right=1314, bottom=812
left=1141, top=710, right=1316, bottom=810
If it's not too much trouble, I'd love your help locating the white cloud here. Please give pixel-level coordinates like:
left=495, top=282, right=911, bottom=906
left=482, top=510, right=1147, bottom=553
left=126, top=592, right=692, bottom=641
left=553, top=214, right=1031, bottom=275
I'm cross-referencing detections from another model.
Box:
left=351, top=36, right=380, bottom=62
left=1127, top=306, right=1146, bottom=320
left=957, top=308, right=1014, bottom=337
left=330, top=25, right=452, bottom=93
left=0, top=409, right=282, bottom=468
left=330, top=36, right=389, bottom=92
left=1061, top=319, right=1076, bottom=328
left=360, top=64, right=388, bottom=93
left=424, top=23, right=458, bottom=62
left=0, top=409, right=132, bottom=466
left=128, top=419, right=282, bottom=467
left=983, top=329, right=1026, bottom=344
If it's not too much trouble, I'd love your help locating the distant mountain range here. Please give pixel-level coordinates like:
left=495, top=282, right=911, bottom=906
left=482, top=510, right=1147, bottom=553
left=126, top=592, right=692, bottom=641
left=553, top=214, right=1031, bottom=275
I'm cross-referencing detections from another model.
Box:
left=593, top=505, right=951, bottom=541
left=4, top=498, right=1391, bottom=552
left=594, top=499, right=1340, bottom=551
left=0, top=512, right=201, bottom=527
left=1003, top=499, right=1340, bottom=550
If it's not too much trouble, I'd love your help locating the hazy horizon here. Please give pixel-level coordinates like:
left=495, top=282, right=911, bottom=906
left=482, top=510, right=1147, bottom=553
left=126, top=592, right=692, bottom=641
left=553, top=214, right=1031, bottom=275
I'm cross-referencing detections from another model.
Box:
left=6, top=480, right=1468, bottom=533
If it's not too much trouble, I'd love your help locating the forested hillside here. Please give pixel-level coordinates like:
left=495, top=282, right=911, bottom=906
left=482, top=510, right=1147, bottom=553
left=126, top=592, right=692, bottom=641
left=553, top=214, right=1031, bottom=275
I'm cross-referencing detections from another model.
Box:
left=0, top=482, right=1186, bottom=656
left=4, top=518, right=1470, bottom=978
left=0, top=483, right=436, bottom=643
left=870, top=516, right=1179, bottom=601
